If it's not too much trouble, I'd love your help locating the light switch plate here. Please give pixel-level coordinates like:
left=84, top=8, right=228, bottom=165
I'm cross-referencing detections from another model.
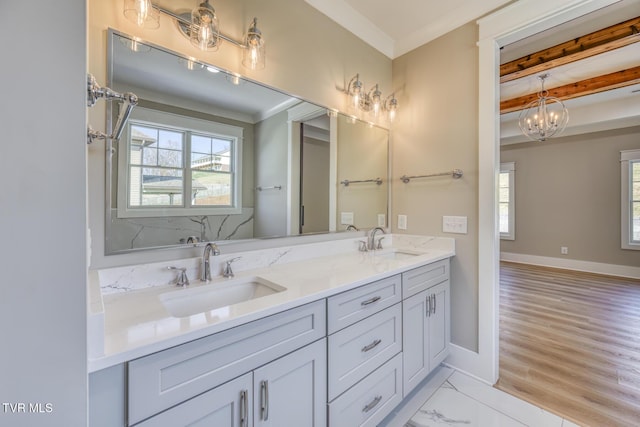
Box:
left=377, top=214, right=386, bottom=227
left=442, top=216, right=467, bottom=234
left=341, top=212, right=354, bottom=225
left=398, top=214, right=407, bottom=230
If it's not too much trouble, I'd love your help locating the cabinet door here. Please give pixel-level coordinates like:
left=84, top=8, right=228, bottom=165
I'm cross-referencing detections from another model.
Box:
left=428, top=280, right=450, bottom=370
left=402, top=289, right=429, bottom=397
left=253, top=339, right=327, bottom=427
left=136, top=372, right=252, bottom=427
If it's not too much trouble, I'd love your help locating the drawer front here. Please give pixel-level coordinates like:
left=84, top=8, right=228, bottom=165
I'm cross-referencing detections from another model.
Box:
left=402, top=259, right=449, bottom=299
left=328, top=303, right=402, bottom=401
left=328, top=353, right=403, bottom=427
left=128, top=300, right=326, bottom=425
left=328, top=274, right=401, bottom=334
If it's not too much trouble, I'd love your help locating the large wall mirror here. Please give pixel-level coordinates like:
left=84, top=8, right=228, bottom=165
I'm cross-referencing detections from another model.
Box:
left=106, top=30, right=389, bottom=254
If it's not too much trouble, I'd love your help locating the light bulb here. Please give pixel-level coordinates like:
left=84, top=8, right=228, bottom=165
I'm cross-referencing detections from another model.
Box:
left=136, top=0, right=148, bottom=26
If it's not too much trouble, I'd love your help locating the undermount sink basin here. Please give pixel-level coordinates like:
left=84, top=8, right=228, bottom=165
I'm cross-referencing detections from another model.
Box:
left=374, top=249, right=424, bottom=260
left=159, top=276, right=286, bottom=318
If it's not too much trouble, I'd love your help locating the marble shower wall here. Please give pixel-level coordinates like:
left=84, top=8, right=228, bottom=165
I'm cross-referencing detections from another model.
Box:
left=108, top=208, right=254, bottom=252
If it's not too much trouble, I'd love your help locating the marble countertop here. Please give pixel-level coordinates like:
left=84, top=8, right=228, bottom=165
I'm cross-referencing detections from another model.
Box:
left=88, top=234, right=455, bottom=373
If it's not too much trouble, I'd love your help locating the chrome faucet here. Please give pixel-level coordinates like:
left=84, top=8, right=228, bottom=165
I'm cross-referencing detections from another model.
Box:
left=367, top=227, right=386, bottom=251
left=201, top=242, right=220, bottom=282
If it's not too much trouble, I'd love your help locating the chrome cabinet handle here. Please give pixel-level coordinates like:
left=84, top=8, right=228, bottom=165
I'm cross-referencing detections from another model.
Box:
left=432, top=293, right=437, bottom=315
left=260, top=380, right=269, bottom=421
left=361, top=296, right=381, bottom=306
left=361, top=339, right=382, bottom=353
left=240, top=390, right=248, bottom=427
left=362, top=395, right=382, bottom=413
left=426, top=294, right=431, bottom=317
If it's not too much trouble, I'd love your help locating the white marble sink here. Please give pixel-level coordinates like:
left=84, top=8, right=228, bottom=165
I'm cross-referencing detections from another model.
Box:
left=159, top=276, right=286, bottom=318
left=374, top=248, right=425, bottom=260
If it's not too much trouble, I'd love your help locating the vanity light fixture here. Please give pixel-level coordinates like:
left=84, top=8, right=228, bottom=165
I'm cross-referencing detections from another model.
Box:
left=518, top=74, right=568, bottom=142
left=346, top=74, right=398, bottom=123
left=123, top=0, right=266, bottom=70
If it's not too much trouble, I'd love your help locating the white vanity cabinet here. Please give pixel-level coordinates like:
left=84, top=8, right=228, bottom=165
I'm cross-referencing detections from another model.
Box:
left=127, top=300, right=326, bottom=426
left=326, top=274, right=403, bottom=427
left=136, top=339, right=327, bottom=427
left=401, top=259, right=450, bottom=396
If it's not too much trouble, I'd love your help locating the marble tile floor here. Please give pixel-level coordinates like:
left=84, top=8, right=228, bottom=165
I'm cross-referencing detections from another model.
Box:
left=380, top=366, right=581, bottom=427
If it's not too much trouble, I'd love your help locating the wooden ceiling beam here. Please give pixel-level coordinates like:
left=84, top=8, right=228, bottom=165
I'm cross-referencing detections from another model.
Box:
left=500, top=65, right=640, bottom=114
left=500, top=17, right=640, bottom=83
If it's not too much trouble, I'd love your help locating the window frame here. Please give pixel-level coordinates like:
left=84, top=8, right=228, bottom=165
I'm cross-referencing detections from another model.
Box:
left=117, top=107, right=243, bottom=218
left=499, top=162, right=515, bottom=241
left=621, top=149, right=640, bottom=250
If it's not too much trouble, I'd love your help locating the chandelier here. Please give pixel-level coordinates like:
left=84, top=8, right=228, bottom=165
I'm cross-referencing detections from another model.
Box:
left=518, top=74, right=568, bottom=142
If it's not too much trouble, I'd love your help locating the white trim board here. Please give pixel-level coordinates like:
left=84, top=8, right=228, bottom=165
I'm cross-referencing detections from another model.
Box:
left=474, top=0, right=622, bottom=386
left=500, top=252, right=640, bottom=279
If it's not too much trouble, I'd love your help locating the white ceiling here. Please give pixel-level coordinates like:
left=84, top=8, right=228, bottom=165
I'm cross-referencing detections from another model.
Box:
left=304, top=0, right=513, bottom=58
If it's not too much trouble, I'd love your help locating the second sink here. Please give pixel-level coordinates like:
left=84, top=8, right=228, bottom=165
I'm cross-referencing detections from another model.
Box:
left=159, top=276, right=286, bottom=317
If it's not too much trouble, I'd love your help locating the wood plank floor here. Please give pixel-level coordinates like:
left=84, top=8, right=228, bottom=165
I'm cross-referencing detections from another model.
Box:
left=495, top=262, right=640, bottom=427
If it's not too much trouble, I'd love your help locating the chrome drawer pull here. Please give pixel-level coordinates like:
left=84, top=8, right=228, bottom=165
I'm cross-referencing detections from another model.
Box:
left=260, top=380, right=269, bottom=421
left=361, top=339, right=382, bottom=352
left=361, top=296, right=381, bottom=306
left=432, top=293, right=437, bottom=315
left=362, top=395, right=382, bottom=413
left=426, top=294, right=431, bottom=318
left=240, top=390, right=248, bottom=427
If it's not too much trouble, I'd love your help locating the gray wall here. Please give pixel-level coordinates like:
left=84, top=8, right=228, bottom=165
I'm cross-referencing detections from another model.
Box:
left=0, top=1, right=87, bottom=426
left=392, top=22, right=480, bottom=351
left=501, top=126, right=640, bottom=267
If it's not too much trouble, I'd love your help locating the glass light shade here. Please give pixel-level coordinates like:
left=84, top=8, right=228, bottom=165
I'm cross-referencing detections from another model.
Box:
left=387, top=96, right=398, bottom=122
left=191, top=0, right=220, bottom=51
left=123, top=0, right=159, bottom=29
left=371, top=85, right=382, bottom=118
left=242, top=18, right=265, bottom=70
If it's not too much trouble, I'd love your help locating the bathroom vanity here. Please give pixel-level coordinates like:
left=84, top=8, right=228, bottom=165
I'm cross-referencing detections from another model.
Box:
left=88, top=234, right=453, bottom=426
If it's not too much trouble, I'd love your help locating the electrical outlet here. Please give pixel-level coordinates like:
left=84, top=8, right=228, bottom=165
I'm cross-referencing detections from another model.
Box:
left=561, top=246, right=568, bottom=255
left=377, top=214, right=386, bottom=227
left=398, top=214, right=407, bottom=230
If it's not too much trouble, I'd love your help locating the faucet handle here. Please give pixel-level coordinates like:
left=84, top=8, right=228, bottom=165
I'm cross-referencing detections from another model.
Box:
left=376, top=237, right=385, bottom=250
left=167, top=266, right=189, bottom=287
left=223, top=257, right=241, bottom=278
left=358, top=240, right=368, bottom=252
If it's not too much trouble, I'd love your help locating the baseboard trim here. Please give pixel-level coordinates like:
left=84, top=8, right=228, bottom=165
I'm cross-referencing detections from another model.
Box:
left=500, top=252, right=640, bottom=279
left=444, top=344, right=496, bottom=386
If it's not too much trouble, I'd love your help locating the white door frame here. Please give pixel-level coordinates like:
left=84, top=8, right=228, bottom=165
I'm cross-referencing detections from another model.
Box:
left=447, top=0, right=622, bottom=384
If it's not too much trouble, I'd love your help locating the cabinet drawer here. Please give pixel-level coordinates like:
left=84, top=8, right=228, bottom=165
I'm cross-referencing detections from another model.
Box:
left=328, top=304, right=402, bottom=400
left=402, top=259, right=449, bottom=299
left=128, top=300, right=326, bottom=425
left=328, top=274, right=401, bottom=334
left=328, top=353, right=403, bottom=427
